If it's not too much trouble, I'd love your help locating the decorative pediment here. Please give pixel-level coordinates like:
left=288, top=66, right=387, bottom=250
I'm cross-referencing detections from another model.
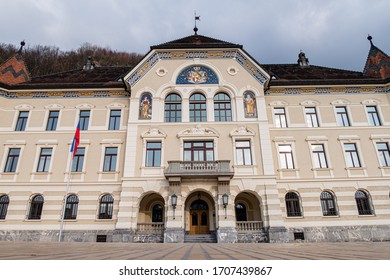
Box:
left=177, top=125, right=219, bottom=138
left=300, top=100, right=319, bottom=106
left=361, top=99, right=380, bottom=105
left=331, top=99, right=350, bottom=105
left=44, top=104, right=64, bottom=109
left=14, top=104, right=34, bottom=110
left=230, top=126, right=255, bottom=137
left=141, top=128, right=167, bottom=139
left=75, top=103, right=95, bottom=109
left=105, top=102, right=126, bottom=109
left=269, top=100, right=289, bottom=106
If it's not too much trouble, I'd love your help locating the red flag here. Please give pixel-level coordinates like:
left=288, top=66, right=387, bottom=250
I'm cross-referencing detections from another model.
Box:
left=70, top=121, right=80, bottom=158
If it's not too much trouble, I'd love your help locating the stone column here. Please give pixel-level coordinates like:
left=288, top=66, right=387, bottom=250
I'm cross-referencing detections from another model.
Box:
left=164, top=179, right=184, bottom=243
left=216, top=180, right=237, bottom=243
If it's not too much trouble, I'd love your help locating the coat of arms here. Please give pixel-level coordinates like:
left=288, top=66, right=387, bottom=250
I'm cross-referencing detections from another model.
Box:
left=186, top=66, right=208, bottom=83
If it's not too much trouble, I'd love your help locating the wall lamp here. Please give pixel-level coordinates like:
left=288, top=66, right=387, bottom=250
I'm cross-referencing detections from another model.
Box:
left=222, top=193, right=229, bottom=219
left=171, top=194, right=177, bottom=220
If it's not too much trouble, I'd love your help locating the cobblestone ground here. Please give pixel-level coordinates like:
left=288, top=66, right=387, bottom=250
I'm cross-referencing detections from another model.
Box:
left=0, top=241, right=390, bottom=260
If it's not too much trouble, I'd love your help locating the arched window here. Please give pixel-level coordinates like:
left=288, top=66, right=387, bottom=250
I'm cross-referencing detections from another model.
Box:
left=152, top=204, right=163, bottom=223
left=64, top=194, right=79, bottom=220
left=214, top=93, right=232, bottom=122
left=285, top=192, right=302, bottom=217
left=99, top=194, right=114, bottom=219
left=189, top=93, right=206, bottom=122
left=28, top=195, right=44, bottom=220
left=165, top=94, right=182, bottom=122
left=320, top=191, right=337, bottom=216
left=355, top=190, right=373, bottom=215
left=0, top=195, right=9, bottom=219
left=235, top=203, right=247, bottom=221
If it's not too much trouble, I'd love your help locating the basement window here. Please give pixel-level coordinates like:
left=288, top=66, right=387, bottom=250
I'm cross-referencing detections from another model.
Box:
left=96, top=235, right=107, bottom=242
left=294, top=232, right=305, bottom=240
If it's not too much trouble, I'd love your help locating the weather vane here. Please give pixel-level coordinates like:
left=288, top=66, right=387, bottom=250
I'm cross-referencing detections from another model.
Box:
left=194, top=11, right=200, bottom=35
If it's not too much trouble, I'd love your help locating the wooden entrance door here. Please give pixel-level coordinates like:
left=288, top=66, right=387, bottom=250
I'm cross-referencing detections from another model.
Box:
left=190, top=210, right=209, bottom=234
left=189, top=199, right=209, bottom=235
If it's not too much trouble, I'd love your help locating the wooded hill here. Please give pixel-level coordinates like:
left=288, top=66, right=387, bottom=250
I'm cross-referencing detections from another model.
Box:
left=0, top=42, right=144, bottom=77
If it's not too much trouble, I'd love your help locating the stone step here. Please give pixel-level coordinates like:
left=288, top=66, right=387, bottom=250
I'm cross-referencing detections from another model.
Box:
left=184, top=234, right=217, bottom=243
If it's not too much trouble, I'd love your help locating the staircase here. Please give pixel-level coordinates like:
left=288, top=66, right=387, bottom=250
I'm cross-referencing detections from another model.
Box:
left=184, top=234, right=217, bottom=243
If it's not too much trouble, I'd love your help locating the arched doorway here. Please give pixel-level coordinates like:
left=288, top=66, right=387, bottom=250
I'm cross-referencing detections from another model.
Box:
left=185, top=191, right=215, bottom=235
left=190, top=199, right=209, bottom=234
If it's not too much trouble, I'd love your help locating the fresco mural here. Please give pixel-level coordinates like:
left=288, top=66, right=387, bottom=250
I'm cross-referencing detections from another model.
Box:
left=139, top=93, right=152, bottom=119
left=243, top=92, right=257, bottom=118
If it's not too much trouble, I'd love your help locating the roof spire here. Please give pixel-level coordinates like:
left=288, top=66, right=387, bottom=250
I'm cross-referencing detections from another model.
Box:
left=297, top=50, right=309, bottom=67
left=194, top=11, right=200, bottom=35
left=367, top=34, right=373, bottom=46
left=18, top=40, right=26, bottom=54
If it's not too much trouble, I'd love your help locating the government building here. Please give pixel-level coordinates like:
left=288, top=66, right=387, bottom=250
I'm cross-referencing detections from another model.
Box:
left=0, top=31, right=389, bottom=243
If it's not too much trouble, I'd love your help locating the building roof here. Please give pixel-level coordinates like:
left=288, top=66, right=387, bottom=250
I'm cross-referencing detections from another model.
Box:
left=0, top=43, right=30, bottom=86
left=151, top=34, right=243, bottom=50
left=261, top=64, right=385, bottom=86
left=363, top=36, right=390, bottom=80
left=2, top=66, right=132, bottom=90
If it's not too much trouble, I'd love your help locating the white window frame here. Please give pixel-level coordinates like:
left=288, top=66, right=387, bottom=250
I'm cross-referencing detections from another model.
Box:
left=140, top=128, right=167, bottom=176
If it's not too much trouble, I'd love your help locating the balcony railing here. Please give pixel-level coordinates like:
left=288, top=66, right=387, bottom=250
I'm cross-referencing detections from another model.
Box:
left=236, top=221, right=263, bottom=232
left=136, top=222, right=164, bottom=233
left=165, top=160, right=234, bottom=179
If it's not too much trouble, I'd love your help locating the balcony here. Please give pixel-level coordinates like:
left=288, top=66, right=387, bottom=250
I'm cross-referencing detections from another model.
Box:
left=164, top=160, right=234, bottom=180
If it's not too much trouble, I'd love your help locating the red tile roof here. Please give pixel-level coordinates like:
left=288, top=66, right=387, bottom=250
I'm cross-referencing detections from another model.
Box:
left=0, top=53, right=30, bottom=85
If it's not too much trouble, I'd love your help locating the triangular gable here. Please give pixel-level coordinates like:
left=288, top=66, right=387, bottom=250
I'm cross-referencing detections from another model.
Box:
left=363, top=41, right=390, bottom=80
left=125, top=34, right=270, bottom=87
left=0, top=51, right=30, bottom=85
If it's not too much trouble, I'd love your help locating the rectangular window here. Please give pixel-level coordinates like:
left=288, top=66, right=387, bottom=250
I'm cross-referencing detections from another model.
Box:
left=343, top=143, right=361, bottom=168
left=103, top=147, right=118, bottom=172
left=15, top=111, right=29, bottom=131
left=4, top=148, right=21, bottom=172
left=278, top=144, right=294, bottom=169
left=46, top=111, right=59, bottom=131
left=235, top=140, right=253, bottom=165
left=183, top=141, right=214, bottom=161
left=37, top=148, right=53, bottom=172
left=71, top=147, right=85, bottom=172
left=145, top=142, right=162, bottom=167
left=376, top=142, right=390, bottom=167
left=274, top=107, right=288, bottom=128
left=311, top=144, right=328, bottom=168
left=79, top=110, right=90, bottom=131
left=366, top=106, right=381, bottom=126
left=336, top=106, right=350, bottom=127
left=305, top=107, right=319, bottom=127
left=108, top=110, right=121, bottom=130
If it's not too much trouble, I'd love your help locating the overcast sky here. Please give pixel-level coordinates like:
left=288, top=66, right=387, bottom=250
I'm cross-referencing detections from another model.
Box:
left=1, top=0, right=389, bottom=71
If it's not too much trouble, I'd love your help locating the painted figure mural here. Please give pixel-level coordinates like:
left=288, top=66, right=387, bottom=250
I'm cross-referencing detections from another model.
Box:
left=139, top=93, right=152, bottom=119
left=243, top=92, right=257, bottom=118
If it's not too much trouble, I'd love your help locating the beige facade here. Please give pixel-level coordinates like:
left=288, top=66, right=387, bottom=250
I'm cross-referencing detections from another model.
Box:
left=0, top=34, right=389, bottom=242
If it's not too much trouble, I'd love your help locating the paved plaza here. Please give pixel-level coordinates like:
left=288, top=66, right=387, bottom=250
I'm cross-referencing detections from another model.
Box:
left=0, top=241, right=390, bottom=260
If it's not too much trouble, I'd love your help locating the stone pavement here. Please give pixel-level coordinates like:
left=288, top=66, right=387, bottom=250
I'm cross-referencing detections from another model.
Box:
left=0, top=241, right=390, bottom=260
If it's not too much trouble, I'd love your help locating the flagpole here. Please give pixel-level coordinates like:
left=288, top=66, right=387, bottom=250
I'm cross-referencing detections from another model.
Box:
left=59, top=121, right=79, bottom=242
left=58, top=152, right=73, bottom=242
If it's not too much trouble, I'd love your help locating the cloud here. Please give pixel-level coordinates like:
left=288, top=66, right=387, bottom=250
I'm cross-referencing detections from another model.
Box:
left=1, top=0, right=389, bottom=71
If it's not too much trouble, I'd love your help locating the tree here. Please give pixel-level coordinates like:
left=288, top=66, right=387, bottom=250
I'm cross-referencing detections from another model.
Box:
left=0, top=42, right=144, bottom=77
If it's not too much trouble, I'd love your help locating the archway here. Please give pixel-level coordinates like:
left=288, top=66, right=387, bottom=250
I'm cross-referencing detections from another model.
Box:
left=137, top=193, right=165, bottom=232
left=185, top=191, right=215, bottom=235
left=234, top=192, right=263, bottom=231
